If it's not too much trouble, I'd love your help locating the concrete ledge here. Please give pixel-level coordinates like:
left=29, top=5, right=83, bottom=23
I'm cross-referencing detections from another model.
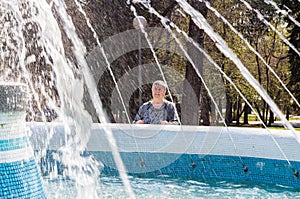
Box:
left=29, top=122, right=300, bottom=161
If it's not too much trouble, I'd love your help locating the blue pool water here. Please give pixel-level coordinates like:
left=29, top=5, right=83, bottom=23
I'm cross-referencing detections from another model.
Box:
left=43, top=175, right=300, bottom=198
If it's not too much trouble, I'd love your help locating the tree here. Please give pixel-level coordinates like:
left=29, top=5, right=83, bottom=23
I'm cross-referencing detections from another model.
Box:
left=283, top=0, right=300, bottom=114
left=205, top=0, right=292, bottom=126
left=181, top=0, right=209, bottom=125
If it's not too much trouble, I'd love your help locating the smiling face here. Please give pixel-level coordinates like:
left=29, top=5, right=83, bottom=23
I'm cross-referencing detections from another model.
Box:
left=152, top=83, right=166, bottom=103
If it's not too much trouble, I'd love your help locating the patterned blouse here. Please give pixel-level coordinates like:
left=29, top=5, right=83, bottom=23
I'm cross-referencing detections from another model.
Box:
left=133, top=100, right=179, bottom=124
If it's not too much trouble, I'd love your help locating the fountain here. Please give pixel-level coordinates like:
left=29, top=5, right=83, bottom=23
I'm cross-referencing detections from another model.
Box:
left=1, top=0, right=300, bottom=198
left=0, top=83, right=46, bottom=198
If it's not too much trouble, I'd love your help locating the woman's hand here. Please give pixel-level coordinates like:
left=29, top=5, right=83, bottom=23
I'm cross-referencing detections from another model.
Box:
left=135, top=120, right=145, bottom=124
left=160, top=120, right=169, bottom=125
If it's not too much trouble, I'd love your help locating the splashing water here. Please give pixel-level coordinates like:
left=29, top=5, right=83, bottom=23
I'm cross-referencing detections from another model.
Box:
left=1, top=0, right=300, bottom=198
left=0, top=0, right=134, bottom=198
left=52, top=1, right=135, bottom=197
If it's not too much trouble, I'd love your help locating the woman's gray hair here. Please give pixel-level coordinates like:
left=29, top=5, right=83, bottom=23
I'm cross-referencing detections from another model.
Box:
left=152, top=80, right=167, bottom=90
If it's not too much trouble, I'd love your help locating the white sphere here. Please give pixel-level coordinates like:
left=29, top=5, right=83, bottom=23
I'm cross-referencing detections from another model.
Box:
left=133, top=16, right=147, bottom=30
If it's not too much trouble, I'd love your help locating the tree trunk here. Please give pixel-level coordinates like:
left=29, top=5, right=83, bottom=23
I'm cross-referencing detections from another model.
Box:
left=181, top=1, right=207, bottom=125
left=268, top=110, right=274, bottom=126
left=225, top=92, right=233, bottom=125
left=236, top=98, right=241, bottom=126
left=217, top=98, right=222, bottom=124
left=210, top=97, right=216, bottom=124
left=286, top=106, right=290, bottom=121
left=243, top=103, right=250, bottom=125
left=200, top=88, right=210, bottom=125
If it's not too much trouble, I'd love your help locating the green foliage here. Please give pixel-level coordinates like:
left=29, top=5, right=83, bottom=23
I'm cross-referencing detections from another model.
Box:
left=204, top=0, right=297, bottom=123
left=283, top=0, right=300, bottom=112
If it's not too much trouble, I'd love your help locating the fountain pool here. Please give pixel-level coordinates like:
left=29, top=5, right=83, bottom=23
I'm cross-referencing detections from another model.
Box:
left=29, top=122, right=300, bottom=198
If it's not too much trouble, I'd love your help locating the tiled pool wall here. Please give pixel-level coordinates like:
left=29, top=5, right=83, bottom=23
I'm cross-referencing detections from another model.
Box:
left=0, top=84, right=46, bottom=199
left=30, top=123, right=300, bottom=189
left=39, top=150, right=300, bottom=188
left=94, top=152, right=300, bottom=188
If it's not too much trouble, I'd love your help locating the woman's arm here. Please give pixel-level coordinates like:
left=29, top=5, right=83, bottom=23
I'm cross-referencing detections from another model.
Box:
left=133, top=102, right=151, bottom=124
left=166, top=102, right=180, bottom=125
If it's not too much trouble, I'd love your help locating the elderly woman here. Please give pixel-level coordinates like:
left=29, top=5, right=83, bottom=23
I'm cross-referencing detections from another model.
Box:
left=133, top=80, right=179, bottom=125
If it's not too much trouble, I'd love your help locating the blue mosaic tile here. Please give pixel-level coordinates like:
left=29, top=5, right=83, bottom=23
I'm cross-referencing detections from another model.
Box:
left=0, top=137, right=30, bottom=151
left=0, top=159, right=46, bottom=199
left=91, top=151, right=300, bottom=188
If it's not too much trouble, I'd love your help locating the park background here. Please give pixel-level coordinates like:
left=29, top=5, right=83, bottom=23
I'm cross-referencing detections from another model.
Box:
left=7, top=0, right=299, bottom=128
